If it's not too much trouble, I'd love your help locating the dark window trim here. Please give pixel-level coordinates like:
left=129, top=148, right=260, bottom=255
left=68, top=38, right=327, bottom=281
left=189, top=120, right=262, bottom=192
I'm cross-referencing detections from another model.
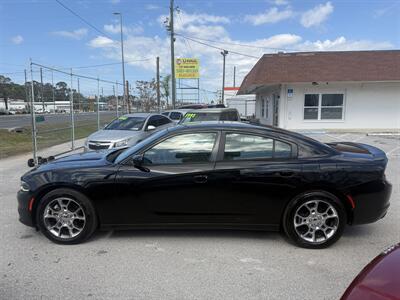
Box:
left=217, top=131, right=297, bottom=162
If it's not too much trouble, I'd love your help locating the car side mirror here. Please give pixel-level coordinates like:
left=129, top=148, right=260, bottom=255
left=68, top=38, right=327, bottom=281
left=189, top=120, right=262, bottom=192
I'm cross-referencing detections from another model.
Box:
left=131, top=154, right=150, bottom=172
left=132, top=154, right=144, bottom=167
left=147, top=125, right=156, bottom=131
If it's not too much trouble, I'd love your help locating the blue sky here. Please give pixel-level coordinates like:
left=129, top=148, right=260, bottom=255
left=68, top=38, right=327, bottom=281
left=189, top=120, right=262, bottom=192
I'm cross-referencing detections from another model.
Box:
left=1, top=0, right=399, bottom=100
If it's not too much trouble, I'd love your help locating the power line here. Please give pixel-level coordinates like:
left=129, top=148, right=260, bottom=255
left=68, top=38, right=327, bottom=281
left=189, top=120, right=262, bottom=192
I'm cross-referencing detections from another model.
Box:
left=176, top=33, right=298, bottom=52
left=55, top=0, right=116, bottom=42
left=177, top=34, right=260, bottom=59
left=31, top=62, right=124, bottom=86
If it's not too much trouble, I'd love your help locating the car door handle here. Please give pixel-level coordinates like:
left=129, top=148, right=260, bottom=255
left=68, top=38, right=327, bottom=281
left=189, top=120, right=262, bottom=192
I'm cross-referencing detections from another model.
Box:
left=193, top=175, right=208, bottom=184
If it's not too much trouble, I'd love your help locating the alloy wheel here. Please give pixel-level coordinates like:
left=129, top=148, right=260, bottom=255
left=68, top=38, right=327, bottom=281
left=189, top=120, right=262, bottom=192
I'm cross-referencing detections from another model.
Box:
left=293, top=199, right=339, bottom=244
left=43, top=197, right=86, bottom=239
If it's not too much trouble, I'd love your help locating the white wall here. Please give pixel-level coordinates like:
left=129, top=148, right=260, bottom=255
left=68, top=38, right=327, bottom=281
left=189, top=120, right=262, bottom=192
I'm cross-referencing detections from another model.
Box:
left=277, top=82, right=400, bottom=130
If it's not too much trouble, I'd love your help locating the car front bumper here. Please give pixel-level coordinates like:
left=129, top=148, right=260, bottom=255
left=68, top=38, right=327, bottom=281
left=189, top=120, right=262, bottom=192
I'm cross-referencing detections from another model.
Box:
left=17, top=190, right=35, bottom=227
left=351, top=179, right=392, bottom=225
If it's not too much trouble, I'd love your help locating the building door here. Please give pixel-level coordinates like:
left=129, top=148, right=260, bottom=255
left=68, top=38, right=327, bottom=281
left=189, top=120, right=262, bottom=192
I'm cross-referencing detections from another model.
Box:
left=273, top=94, right=279, bottom=127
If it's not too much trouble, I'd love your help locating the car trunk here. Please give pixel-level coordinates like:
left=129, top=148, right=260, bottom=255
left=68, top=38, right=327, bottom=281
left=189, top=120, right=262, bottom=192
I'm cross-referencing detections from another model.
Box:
left=327, top=142, right=388, bottom=163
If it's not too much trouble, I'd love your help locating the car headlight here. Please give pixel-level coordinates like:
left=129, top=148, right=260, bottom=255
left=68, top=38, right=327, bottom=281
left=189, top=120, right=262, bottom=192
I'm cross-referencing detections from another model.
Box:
left=20, top=181, right=30, bottom=192
left=114, top=139, right=129, bottom=148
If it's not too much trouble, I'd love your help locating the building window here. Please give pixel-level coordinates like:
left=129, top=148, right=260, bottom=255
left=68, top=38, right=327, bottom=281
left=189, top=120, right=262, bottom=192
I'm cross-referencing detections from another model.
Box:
left=304, top=93, right=344, bottom=120
left=265, top=99, right=269, bottom=119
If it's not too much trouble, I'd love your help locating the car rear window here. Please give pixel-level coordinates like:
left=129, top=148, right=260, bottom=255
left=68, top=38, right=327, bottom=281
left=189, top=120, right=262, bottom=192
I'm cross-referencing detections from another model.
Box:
left=169, top=112, right=183, bottom=120
left=181, top=112, right=220, bottom=123
left=224, top=133, right=292, bottom=160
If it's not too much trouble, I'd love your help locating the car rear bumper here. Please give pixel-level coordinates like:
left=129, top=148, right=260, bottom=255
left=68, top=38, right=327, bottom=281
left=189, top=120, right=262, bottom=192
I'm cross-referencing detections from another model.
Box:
left=351, top=179, right=392, bottom=225
left=17, top=190, right=35, bottom=227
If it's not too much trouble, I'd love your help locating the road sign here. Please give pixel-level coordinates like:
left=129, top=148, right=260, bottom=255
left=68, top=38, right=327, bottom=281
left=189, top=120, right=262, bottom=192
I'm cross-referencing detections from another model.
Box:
left=175, top=58, right=199, bottom=79
left=35, top=115, right=45, bottom=123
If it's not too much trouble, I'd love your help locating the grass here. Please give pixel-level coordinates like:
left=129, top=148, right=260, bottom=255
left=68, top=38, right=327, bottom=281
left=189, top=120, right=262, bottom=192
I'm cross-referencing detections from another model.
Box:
left=0, top=117, right=114, bottom=159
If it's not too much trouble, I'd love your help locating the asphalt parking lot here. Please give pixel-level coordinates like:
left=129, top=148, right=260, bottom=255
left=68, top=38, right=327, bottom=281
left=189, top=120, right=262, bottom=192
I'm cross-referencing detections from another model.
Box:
left=0, top=133, right=399, bottom=300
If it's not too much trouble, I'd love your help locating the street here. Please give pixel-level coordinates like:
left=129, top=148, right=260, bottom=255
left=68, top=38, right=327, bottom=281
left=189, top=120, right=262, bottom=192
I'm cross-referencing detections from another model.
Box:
left=0, top=112, right=117, bottom=130
left=0, top=133, right=399, bottom=300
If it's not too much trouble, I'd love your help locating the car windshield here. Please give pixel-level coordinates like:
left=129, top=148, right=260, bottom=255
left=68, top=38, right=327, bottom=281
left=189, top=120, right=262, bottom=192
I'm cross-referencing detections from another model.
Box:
left=104, top=116, right=146, bottom=131
left=181, top=112, right=220, bottom=123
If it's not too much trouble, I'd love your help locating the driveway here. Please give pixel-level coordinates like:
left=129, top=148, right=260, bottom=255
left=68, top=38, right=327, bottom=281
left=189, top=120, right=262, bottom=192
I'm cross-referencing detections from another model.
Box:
left=0, top=133, right=399, bottom=299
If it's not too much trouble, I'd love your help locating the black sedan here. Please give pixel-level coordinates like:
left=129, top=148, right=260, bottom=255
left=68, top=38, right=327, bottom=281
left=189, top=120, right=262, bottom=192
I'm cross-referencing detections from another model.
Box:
left=18, top=122, right=391, bottom=248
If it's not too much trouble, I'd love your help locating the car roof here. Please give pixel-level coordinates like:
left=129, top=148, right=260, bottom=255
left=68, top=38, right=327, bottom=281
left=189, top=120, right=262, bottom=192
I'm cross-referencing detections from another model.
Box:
left=166, top=121, right=334, bottom=150
left=186, top=108, right=238, bottom=113
left=123, top=112, right=161, bottom=118
left=163, top=109, right=191, bottom=114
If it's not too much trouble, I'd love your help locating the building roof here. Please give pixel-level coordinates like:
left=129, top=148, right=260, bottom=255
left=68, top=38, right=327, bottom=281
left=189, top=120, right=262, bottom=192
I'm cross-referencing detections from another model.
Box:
left=238, top=50, right=400, bottom=94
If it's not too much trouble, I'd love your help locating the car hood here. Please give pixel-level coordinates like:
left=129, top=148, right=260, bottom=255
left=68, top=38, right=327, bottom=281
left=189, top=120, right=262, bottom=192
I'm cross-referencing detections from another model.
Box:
left=87, top=129, right=142, bottom=142
left=25, top=151, right=112, bottom=176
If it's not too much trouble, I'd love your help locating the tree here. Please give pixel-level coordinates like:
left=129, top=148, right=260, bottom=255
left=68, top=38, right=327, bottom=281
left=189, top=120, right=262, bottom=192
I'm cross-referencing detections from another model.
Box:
left=0, top=75, right=25, bottom=109
left=136, top=79, right=157, bottom=112
left=161, top=74, right=171, bottom=107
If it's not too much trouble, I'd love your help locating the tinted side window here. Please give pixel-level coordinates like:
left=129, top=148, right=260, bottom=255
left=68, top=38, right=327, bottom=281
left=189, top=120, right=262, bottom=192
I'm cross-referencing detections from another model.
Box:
left=298, top=144, right=325, bottom=158
left=144, top=133, right=217, bottom=165
left=169, top=112, right=182, bottom=120
left=161, top=112, right=169, bottom=116
left=224, top=133, right=291, bottom=160
left=147, top=116, right=159, bottom=127
left=229, top=111, right=239, bottom=121
left=158, top=115, right=172, bottom=126
left=147, top=115, right=171, bottom=127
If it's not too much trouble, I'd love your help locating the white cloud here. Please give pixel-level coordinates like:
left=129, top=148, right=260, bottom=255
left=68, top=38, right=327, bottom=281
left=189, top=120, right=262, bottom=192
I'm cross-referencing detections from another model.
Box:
left=272, top=0, right=289, bottom=5
left=11, top=35, right=23, bottom=44
left=88, top=36, right=116, bottom=48
left=296, top=36, right=393, bottom=51
left=158, top=10, right=230, bottom=31
left=104, top=24, right=144, bottom=35
left=145, top=4, right=160, bottom=10
left=87, top=10, right=393, bottom=95
left=52, top=28, right=88, bottom=40
left=300, top=2, right=334, bottom=28
left=244, top=7, right=294, bottom=25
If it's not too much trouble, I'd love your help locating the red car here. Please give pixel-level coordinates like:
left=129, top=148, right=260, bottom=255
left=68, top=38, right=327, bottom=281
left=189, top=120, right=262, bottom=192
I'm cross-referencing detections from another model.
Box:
left=341, top=243, right=400, bottom=300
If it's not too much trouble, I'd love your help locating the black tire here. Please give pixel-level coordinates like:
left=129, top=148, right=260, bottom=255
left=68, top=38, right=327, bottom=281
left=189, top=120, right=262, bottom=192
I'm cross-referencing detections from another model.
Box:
left=36, top=188, right=98, bottom=245
left=282, top=191, right=346, bottom=249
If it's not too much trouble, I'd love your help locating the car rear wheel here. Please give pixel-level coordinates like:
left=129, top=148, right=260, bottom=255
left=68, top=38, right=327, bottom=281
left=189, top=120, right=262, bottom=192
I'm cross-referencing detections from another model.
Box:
left=283, top=191, right=346, bottom=249
left=36, top=188, right=97, bottom=244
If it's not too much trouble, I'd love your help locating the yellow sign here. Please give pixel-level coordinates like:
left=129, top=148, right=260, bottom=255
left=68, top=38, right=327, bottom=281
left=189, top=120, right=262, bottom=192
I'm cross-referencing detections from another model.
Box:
left=175, top=58, right=199, bottom=79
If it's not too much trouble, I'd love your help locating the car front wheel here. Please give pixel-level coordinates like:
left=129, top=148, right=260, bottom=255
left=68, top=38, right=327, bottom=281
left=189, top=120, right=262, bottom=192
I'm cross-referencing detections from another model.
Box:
left=283, top=191, right=346, bottom=249
left=36, top=188, right=97, bottom=244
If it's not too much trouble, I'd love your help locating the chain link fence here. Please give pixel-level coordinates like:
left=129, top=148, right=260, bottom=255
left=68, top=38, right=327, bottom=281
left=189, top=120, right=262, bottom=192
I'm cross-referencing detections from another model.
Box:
left=28, top=61, right=126, bottom=165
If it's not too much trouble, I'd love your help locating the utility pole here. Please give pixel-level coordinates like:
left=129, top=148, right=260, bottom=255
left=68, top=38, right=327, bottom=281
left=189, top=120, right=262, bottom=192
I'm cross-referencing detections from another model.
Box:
left=156, top=56, right=161, bottom=112
left=113, top=12, right=126, bottom=116
left=233, top=66, right=236, bottom=88
left=169, top=0, right=176, bottom=108
left=40, top=67, right=44, bottom=112
left=126, top=80, right=131, bottom=113
left=220, top=50, right=228, bottom=104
